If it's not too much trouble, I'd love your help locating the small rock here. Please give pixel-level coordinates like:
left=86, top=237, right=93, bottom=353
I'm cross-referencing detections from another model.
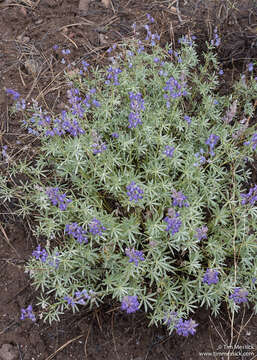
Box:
left=24, top=59, right=40, bottom=76
left=0, top=344, right=19, bottom=360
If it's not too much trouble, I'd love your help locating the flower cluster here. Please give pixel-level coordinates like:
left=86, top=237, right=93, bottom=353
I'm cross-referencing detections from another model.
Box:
left=175, top=318, right=198, bottom=336
left=45, top=187, right=71, bottom=210
left=126, top=181, right=144, bottom=202
left=240, top=185, right=257, bottom=206
left=193, top=148, right=207, bottom=167
left=64, top=289, right=92, bottom=307
left=128, top=92, right=145, bottom=128
left=65, top=223, right=88, bottom=244
left=171, top=189, right=189, bottom=208
left=205, top=134, right=220, bottom=156
left=88, top=218, right=106, bottom=236
left=163, top=145, right=175, bottom=158
left=211, top=27, right=221, bottom=47
left=125, top=248, right=145, bottom=266
left=121, top=295, right=140, bottom=314
left=244, top=133, right=257, bottom=151
left=203, top=269, right=219, bottom=285
left=195, top=226, right=208, bottom=241
left=67, top=88, right=85, bottom=118
left=91, top=130, right=107, bottom=154
left=6, top=88, right=26, bottom=111
left=144, top=24, right=160, bottom=46
left=83, top=88, right=101, bottom=108
left=105, top=66, right=122, bottom=86
left=163, top=77, right=187, bottom=108
left=32, top=245, right=48, bottom=262
left=163, top=208, right=182, bottom=235
left=20, top=305, right=36, bottom=322
left=229, top=288, right=248, bottom=304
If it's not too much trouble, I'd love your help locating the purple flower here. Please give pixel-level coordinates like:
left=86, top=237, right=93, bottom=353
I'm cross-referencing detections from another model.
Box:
left=53, top=44, right=59, bottom=51
left=219, top=69, right=224, bottom=75
left=65, top=223, right=88, bottom=244
left=46, top=187, right=72, bottom=210
left=125, top=248, right=145, bottom=266
left=111, top=132, right=119, bottom=138
left=121, top=295, right=140, bottom=314
left=146, top=13, right=155, bottom=23
left=240, top=185, right=257, bottom=206
left=193, top=148, right=207, bottom=167
left=65, top=289, right=92, bottom=307
left=244, top=133, right=257, bottom=151
left=126, top=181, right=144, bottom=202
left=128, top=92, right=145, bottom=128
left=229, top=288, right=248, bottom=304
left=163, top=77, right=187, bottom=108
left=211, top=27, right=221, bottom=47
left=205, top=134, right=220, bottom=156
left=175, top=318, right=198, bottom=336
left=184, top=115, right=191, bottom=124
left=20, top=305, right=36, bottom=322
left=32, top=245, right=48, bottom=262
left=248, top=63, right=253, bottom=72
left=195, top=226, right=208, bottom=241
left=163, top=145, right=175, bottom=158
left=88, top=218, right=106, bottom=237
left=105, top=66, right=122, bottom=86
left=62, top=49, right=71, bottom=55
left=164, top=208, right=182, bottom=235
left=203, top=269, right=219, bottom=285
left=6, top=88, right=21, bottom=100
left=171, top=189, right=189, bottom=208
left=92, top=141, right=107, bottom=154
left=91, top=130, right=107, bottom=154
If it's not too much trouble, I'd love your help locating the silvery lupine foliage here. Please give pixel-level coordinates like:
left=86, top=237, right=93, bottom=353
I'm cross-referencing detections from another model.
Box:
left=3, top=16, right=257, bottom=332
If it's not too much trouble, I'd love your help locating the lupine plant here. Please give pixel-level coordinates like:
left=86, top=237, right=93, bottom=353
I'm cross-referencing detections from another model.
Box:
left=2, top=17, right=257, bottom=336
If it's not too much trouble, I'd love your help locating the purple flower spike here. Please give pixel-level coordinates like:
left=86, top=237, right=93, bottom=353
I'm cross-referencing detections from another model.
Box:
left=121, top=295, right=140, bottom=314
left=184, top=115, right=191, bottom=124
left=65, top=289, right=92, bottom=307
left=195, top=226, right=208, bottom=241
left=111, top=132, right=119, bottom=138
left=163, top=145, right=175, bottom=158
left=32, top=245, right=48, bottom=262
left=244, top=133, right=257, bottom=151
left=88, top=218, right=106, bottom=237
left=164, top=208, right=182, bottom=235
left=171, top=189, right=189, bottom=208
left=229, top=288, right=248, bottom=304
left=203, top=269, right=219, bottom=285
left=175, top=318, right=198, bottom=336
left=126, top=181, right=144, bottom=202
left=46, top=187, right=72, bottom=210
left=65, top=223, right=88, bottom=244
left=241, top=185, right=257, bottom=206
left=205, top=134, right=220, bottom=156
left=128, top=92, right=145, bottom=129
left=125, top=248, right=145, bottom=266
left=6, top=88, right=21, bottom=100
left=21, top=305, right=36, bottom=322
left=248, top=63, right=253, bottom=72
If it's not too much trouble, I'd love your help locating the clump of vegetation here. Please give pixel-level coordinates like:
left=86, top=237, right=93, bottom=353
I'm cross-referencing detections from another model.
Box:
left=2, top=17, right=256, bottom=336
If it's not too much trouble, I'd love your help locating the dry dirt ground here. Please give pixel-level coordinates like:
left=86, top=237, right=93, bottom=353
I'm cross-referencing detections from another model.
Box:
left=0, top=0, right=257, bottom=359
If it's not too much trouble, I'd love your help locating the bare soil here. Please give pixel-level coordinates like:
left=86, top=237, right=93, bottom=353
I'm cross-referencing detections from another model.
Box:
left=0, top=0, right=256, bottom=359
